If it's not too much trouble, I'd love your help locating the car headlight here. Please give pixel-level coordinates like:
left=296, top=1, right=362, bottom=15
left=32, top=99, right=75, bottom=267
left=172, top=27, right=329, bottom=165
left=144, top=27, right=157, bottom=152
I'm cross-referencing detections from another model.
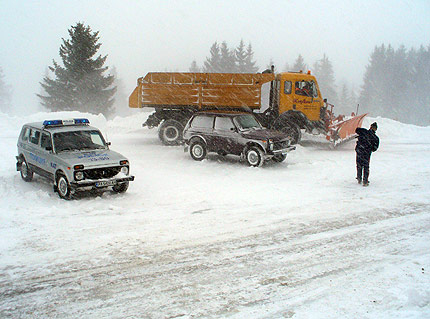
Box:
left=75, top=171, right=84, bottom=181
left=121, top=166, right=129, bottom=175
left=268, top=139, right=274, bottom=150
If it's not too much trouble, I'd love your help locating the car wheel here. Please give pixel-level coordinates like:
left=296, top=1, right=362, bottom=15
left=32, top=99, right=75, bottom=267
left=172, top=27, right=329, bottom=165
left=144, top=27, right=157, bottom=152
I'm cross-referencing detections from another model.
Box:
left=246, top=146, right=264, bottom=167
left=158, top=119, right=184, bottom=145
left=112, top=181, right=129, bottom=193
left=190, top=140, right=207, bottom=161
left=272, top=154, right=287, bottom=162
left=20, top=158, right=33, bottom=182
left=57, top=174, right=71, bottom=200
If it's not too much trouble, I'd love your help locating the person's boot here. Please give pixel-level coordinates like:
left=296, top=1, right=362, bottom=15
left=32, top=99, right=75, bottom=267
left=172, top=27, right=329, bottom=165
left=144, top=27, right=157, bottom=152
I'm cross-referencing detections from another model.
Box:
left=363, top=180, right=369, bottom=186
left=356, top=177, right=362, bottom=184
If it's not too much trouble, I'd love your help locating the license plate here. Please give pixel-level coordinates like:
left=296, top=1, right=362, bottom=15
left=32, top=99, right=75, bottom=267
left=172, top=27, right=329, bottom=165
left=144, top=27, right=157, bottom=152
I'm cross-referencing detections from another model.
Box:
left=95, top=180, right=116, bottom=187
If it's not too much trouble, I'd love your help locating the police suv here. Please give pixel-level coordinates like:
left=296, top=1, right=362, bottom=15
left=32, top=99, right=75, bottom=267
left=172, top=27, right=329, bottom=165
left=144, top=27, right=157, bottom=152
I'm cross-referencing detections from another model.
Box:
left=16, top=118, right=134, bottom=199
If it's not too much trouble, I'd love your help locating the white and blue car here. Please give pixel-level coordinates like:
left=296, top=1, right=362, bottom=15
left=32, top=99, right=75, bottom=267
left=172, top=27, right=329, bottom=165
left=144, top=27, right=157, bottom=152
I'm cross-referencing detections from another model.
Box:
left=16, top=118, right=134, bottom=199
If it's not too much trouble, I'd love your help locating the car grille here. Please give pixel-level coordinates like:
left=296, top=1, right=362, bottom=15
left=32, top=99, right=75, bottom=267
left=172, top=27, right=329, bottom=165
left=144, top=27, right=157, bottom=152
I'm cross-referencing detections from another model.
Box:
left=83, top=166, right=121, bottom=179
left=273, top=140, right=289, bottom=150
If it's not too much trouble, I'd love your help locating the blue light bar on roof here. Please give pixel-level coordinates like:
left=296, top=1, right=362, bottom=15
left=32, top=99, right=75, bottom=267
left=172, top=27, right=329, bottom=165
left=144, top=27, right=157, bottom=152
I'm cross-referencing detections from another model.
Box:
left=74, top=118, right=90, bottom=124
left=43, top=120, right=63, bottom=126
left=43, top=118, right=90, bottom=127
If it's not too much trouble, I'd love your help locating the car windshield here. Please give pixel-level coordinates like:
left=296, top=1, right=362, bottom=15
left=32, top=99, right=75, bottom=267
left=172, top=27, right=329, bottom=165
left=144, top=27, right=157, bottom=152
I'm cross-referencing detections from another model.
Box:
left=53, top=130, right=107, bottom=153
left=234, top=115, right=262, bottom=130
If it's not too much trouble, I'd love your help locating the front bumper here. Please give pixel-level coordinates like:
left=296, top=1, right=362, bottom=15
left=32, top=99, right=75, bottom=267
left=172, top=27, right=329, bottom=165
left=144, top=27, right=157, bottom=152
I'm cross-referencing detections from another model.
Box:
left=265, top=145, right=296, bottom=158
left=71, top=175, right=135, bottom=189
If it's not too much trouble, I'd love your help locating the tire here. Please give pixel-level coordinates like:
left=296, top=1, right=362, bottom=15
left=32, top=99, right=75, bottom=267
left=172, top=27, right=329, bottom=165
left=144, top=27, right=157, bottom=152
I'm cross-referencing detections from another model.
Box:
left=190, top=140, right=207, bottom=161
left=20, top=158, right=33, bottom=182
left=246, top=146, right=264, bottom=167
left=280, top=122, right=301, bottom=145
left=112, top=181, right=129, bottom=193
left=56, top=174, right=71, bottom=200
left=273, top=154, right=287, bottom=162
left=158, top=119, right=184, bottom=145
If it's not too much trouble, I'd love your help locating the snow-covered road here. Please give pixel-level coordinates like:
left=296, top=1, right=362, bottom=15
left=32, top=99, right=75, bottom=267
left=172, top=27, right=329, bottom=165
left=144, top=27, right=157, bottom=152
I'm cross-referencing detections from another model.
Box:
left=1, top=112, right=429, bottom=318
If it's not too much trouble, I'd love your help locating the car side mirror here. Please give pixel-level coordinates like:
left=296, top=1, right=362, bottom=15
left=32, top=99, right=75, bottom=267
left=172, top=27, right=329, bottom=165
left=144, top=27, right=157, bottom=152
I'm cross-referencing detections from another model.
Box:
left=106, top=142, right=111, bottom=146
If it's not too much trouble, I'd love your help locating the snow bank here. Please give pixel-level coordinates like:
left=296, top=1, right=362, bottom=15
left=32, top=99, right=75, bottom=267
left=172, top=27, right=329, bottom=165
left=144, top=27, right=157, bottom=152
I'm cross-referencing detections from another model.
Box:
left=363, top=116, right=430, bottom=143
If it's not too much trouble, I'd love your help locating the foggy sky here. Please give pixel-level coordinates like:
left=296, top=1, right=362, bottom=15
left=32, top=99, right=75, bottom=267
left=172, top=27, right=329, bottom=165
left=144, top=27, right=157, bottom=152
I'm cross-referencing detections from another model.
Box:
left=1, top=0, right=429, bottom=114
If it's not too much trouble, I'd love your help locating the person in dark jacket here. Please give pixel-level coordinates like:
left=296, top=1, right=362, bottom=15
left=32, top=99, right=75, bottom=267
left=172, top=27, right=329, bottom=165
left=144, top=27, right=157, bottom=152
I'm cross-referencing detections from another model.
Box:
left=355, top=122, right=379, bottom=186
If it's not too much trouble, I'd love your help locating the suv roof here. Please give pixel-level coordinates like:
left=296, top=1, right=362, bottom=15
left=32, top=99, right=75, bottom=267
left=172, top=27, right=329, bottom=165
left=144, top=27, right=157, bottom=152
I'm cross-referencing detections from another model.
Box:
left=25, top=120, right=99, bottom=133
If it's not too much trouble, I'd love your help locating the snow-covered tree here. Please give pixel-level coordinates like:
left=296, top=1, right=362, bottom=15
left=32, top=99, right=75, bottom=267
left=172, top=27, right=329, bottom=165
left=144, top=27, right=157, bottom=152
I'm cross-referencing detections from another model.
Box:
left=313, top=54, right=338, bottom=106
left=203, top=42, right=222, bottom=72
left=244, top=43, right=259, bottom=73
left=0, top=67, right=12, bottom=113
left=38, top=22, right=116, bottom=116
left=235, top=40, right=247, bottom=73
left=202, top=40, right=259, bottom=73
left=219, top=41, right=236, bottom=72
left=292, top=54, right=307, bottom=72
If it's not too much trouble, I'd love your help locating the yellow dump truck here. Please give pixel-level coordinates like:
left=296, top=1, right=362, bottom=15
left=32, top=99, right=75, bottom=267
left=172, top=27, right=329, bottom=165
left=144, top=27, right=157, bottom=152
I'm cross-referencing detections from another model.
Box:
left=129, top=68, right=366, bottom=145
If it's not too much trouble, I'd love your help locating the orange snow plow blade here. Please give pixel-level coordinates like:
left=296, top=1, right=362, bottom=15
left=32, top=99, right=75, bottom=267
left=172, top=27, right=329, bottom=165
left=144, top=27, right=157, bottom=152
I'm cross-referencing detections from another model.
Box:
left=327, top=113, right=368, bottom=145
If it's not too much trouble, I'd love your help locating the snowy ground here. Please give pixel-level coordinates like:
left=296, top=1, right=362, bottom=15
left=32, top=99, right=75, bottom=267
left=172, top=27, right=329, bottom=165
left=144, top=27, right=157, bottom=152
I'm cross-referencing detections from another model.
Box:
left=0, top=111, right=429, bottom=318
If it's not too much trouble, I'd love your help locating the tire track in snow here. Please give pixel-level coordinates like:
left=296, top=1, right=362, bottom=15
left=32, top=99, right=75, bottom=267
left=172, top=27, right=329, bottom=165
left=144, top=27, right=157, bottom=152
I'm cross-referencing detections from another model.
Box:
left=0, top=204, right=429, bottom=318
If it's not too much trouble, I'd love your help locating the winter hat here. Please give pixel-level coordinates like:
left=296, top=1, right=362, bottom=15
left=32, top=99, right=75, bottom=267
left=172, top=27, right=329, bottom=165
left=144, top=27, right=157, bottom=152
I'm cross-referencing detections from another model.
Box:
left=370, top=122, right=378, bottom=130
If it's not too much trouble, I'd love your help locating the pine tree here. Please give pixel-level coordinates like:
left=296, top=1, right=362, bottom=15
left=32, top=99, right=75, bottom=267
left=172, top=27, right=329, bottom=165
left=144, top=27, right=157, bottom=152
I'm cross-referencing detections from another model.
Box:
left=413, top=45, right=430, bottom=125
left=203, top=42, right=222, bottom=72
left=0, top=67, right=12, bottom=113
left=360, top=43, right=430, bottom=125
left=235, top=40, right=247, bottom=73
left=338, top=82, right=349, bottom=114
left=292, top=54, right=307, bottom=72
left=38, top=22, right=116, bottom=116
left=313, top=54, right=338, bottom=106
left=359, top=44, right=390, bottom=117
left=189, top=60, right=200, bottom=72
left=219, top=41, right=236, bottom=72
left=244, top=43, right=259, bottom=73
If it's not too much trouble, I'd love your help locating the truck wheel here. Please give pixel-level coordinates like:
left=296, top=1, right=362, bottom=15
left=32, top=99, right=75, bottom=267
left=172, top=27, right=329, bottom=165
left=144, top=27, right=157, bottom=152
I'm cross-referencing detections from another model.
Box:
left=273, top=154, right=287, bottom=162
left=20, top=157, right=33, bottom=182
left=113, top=181, right=129, bottom=193
left=190, top=140, right=207, bottom=161
left=56, top=174, right=71, bottom=200
left=246, top=146, right=264, bottom=167
left=158, top=119, right=184, bottom=145
left=281, top=123, right=301, bottom=145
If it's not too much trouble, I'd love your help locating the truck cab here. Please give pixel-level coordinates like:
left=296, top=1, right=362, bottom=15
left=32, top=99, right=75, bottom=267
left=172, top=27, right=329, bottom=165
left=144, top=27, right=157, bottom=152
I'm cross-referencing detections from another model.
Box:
left=277, top=72, right=324, bottom=122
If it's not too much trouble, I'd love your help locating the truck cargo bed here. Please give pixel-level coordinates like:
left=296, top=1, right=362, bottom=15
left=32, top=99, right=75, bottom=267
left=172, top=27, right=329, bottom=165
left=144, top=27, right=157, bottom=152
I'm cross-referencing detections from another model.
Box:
left=129, top=72, right=274, bottom=110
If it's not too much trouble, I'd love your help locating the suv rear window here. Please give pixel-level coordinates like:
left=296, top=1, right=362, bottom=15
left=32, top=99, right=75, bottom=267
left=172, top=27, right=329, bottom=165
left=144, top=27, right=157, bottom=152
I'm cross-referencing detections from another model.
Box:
left=191, top=115, right=214, bottom=129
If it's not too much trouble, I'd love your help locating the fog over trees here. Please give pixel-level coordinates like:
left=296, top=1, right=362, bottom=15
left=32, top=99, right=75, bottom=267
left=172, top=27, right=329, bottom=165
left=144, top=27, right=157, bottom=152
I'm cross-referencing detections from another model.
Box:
left=359, top=44, right=430, bottom=126
left=2, top=20, right=429, bottom=126
left=196, top=40, right=259, bottom=73
left=191, top=41, right=430, bottom=125
left=0, top=67, right=12, bottom=113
